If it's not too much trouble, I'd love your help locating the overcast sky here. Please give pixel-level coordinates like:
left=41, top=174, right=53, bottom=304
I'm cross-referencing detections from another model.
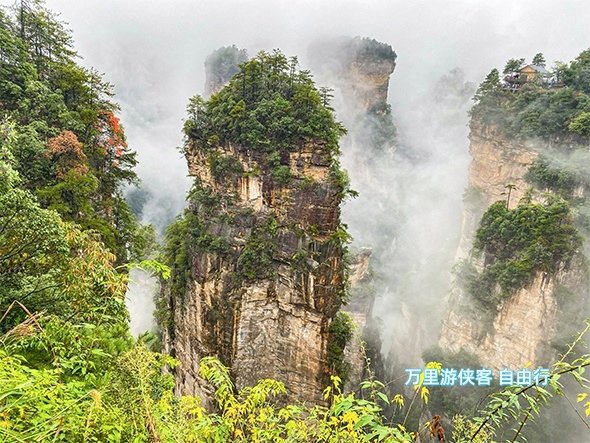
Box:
left=4, top=0, right=590, bottom=226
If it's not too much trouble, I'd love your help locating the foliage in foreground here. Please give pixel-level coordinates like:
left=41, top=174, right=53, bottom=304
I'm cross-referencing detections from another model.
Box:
left=2, top=312, right=590, bottom=442
left=1, top=328, right=419, bottom=442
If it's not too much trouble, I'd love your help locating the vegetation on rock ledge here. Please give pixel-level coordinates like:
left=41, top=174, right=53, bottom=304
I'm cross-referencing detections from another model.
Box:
left=183, top=50, right=346, bottom=185
left=184, top=50, right=345, bottom=154
left=524, top=156, right=581, bottom=196
left=472, top=49, right=590, bottom=142
left=469, top=197, right=581, bottom=304
left=328, top=311, right=355, bottom=383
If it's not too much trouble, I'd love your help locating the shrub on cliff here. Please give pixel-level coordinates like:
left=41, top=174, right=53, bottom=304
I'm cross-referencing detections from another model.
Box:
left=183, top=50, right=346, bottom=157
left=470, top=197, right=581, bottom=303
left=328, top=311, right=355, bottom=382
left=524, top=156, right=580, bottom=196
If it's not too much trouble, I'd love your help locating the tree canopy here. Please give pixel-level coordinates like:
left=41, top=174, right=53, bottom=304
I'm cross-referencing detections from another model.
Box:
left=472, top=49, right=590, bottom=142
left=184, top=49, right=346, bottom=156
left=469, top=198, right=581, bottom=303
left=0, top=0, right=143, bottom=263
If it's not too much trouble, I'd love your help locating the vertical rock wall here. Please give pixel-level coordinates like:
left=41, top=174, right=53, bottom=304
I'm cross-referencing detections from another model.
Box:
left=440, top=119, right=589, bottom=370
left=308, top=37, right=397, bottom=388
left=166, top=139, right=345, bottom=405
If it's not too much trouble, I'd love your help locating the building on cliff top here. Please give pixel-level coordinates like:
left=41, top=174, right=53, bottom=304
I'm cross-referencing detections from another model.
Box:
left=503, top=64, right=561, bottom=90
left=519, top=64, right=549, bottom=81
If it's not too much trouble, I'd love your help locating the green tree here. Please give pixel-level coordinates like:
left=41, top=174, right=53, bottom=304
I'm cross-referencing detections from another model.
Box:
left=569, top=111, right=590, bottom=136
left=183, top=50, right=346, bottom=163
left=503, top=58, right=525, bottom=74
left=475, top=69, right=502, bottom=100
left=0, top=1, right=141, bottom=263
left=532, top=52, right=546, bottom=67
left=472, top=68, right=508, bottom=123
left=472, top=48, right=590, bottom=141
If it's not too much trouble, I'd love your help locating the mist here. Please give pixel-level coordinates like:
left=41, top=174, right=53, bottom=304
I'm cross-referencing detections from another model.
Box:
left=33, top=0, right=590, bottom=232
left=126, top=268, right=158, bottom=336
left=342, top=68, right=476, bottom=367
left=16, top=0, right=590, bottom=372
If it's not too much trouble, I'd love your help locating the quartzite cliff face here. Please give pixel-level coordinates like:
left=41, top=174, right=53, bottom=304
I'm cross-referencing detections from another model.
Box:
left=440, top=118, right=589, bottom=371
left=203, top=46, right=248, bottom=98
left=174, top=144, right=342, bottom=404
left=309, top=36, right=396, bottom=113
left=163, top=54, right=347, bottom=405
left=450, top=120, right=537, bottom=265
left=309, top=37, right=398, bottom=390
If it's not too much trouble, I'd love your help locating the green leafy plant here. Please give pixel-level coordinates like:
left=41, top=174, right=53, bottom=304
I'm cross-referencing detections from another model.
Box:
left=237, top=216, right=278, bottom=281
left=328, top=312, right=355, bottom=382
left=470, top=198, right=581, bottom=303
left=468, top=319, right=590, bottom=443
left=524, top=157, right=579, bottom=196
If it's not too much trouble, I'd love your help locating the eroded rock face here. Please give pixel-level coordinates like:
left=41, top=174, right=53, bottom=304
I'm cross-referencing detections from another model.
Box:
left=167, top=140, right=345, bottom=405
left=309, top=36, right=396, bottom=113
left=468, top=122, right=537, bottom=209
left=342, top=249, right=372, bottom=391
left=440, top=265, right=585, bottom=370
left=167, top=40, right=397, bottom=405
left=440, top=119, right=588, bottom=369
left=341, top=56, right=396, bottom=112
left=453, top=121, right=537, bottom=261
left=203, top=46, right=248, bottom=98
left=308, top=37, right=398, bottom=388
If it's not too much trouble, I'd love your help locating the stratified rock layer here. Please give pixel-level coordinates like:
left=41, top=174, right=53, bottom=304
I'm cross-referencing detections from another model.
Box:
left=440, top=119, right=588, bottom=370
left=203, top=46, right=248, bottom=98
left=166, top=139, right=345, bottom=405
